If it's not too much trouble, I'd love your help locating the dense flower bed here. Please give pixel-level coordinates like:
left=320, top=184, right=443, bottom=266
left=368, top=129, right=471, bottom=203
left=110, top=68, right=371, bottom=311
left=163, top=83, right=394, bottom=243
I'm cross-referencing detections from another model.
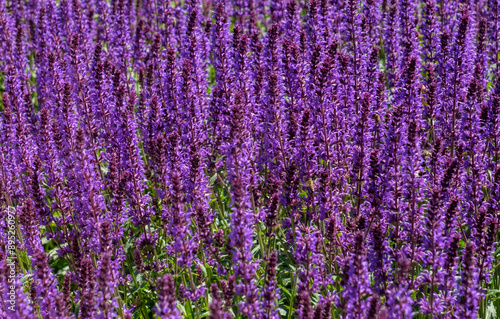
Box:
left=1, top=0, right=500, bottom=318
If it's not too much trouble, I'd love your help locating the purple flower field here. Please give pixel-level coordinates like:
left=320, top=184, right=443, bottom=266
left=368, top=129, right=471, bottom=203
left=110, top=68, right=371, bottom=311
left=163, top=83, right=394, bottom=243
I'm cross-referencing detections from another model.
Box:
left=1, top=0, right=500, bottom=318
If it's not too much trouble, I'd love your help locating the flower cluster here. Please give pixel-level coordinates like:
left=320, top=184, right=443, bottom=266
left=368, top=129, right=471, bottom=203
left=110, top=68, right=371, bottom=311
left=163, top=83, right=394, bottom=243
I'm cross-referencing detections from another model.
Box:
left=1, top=0, right=500, bottom=318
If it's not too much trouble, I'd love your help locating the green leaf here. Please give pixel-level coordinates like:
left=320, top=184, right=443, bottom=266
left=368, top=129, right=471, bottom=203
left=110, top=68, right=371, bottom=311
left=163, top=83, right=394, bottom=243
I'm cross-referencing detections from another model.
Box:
left=198, top=263, right=207, bottom=278
left=278, top=307, right=288, bottom=316
left=279, top=285, right=292, bottom=298
left=281, top=277, right=291, bottom=286
left=487, top=289, right=500, bottom=296
left=209, top=173, right=218, bottom=186
left=486, top=301, right=498, bottom=319
left=177, top=302, right=187, bottom=316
